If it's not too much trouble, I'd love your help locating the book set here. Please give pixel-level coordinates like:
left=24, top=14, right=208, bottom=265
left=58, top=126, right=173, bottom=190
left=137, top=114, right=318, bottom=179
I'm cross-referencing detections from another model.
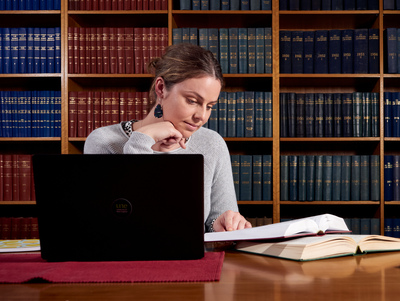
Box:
left=173, top=27, right=272, bottom=74
left=383, top=0, right=400, bottom=9
left=68, top=27, right=168, bottom=74
left=384, top=92, right=400, bottom=137
left=385, top=28, right=400, bottom=74
left=68, top=0, right=168, bottom=10
left=384, top=155, right=400, bottom=201
left=179, top=0, right=271, bottom=10
left=0, top=27, right=61, bottom=74
left=0, top=0, right=60, bottom=9
left=280, top=92, right=379, bottom=138
left=0, top=218, right=39, bottom=240
left=0, top=90, right=61, bottom=138
left=280, top=0, right=379, bottom=10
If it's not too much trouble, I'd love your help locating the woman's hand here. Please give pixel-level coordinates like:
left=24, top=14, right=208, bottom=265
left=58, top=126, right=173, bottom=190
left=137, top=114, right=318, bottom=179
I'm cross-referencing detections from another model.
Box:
left=212, top=210, right=252, bottom=232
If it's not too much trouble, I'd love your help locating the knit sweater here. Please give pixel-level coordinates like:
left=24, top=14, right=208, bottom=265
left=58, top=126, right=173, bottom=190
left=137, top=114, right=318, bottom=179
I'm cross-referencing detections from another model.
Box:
left=84, top=124, right=238, bottom=232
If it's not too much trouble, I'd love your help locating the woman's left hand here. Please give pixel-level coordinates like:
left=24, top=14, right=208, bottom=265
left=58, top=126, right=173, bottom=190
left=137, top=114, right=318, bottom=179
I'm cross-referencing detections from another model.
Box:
left=212, top=210, right=252, bottom=232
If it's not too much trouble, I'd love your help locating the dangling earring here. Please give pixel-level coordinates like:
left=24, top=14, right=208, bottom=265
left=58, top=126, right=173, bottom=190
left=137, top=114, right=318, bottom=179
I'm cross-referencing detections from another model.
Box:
left=154, top=103, right=163, bottom=118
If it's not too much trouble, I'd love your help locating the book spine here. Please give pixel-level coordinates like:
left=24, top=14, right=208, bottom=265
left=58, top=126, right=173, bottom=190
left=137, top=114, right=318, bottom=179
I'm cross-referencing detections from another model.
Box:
left=351, top=155, right=361, bottom=201
left=228, top=28, right=238, bottom=74
left=322, top=155, right=332, bottom=201
left=305, top=93, right=314, bottom=137
left=371, top=92, right=379, bottom=137
left=354, top=28, right=368, bottom=74
left=298, top=155, right=307, bottom=201
left=291, top=31, right=303, bottom=73
left=238, top=28, right=248, bottom=74
left=240, top=155, right=252, bottom=201
left=231, top=155, right=240, bottom=200
left=264, top=92, right=272, bottom=137
left=248, top=28, right=256, bottom=73
left=227, top=92, right=236, bottom=137
left=384, top=92, right=392, bottom=137
left=255, top=28, right=265, bottom=74
left=289, top=155, right=298, bottom=201
left=262, top=155, right=272, bottom=200
left=352, top=92, right=363, bottom=137
left=314, top=93, right=324, bottom=137
left=280, top=155, right=289, bottom=200
left=324, top=93, right=333, bottom=137
left=386, top=28, right=397, bottom=74
left=314, top=30, right=328, bottom=73
left=368, top=28, right=379, bottom=73
left=314, top=155, right=323, bottom=200
left=384, top=155, right=394, bottom=201
left=236, top=92, right=244, bottom=137
left=360, top=155, right=370, bottom=200
left=218, top=91, right=227, bottom=137
left=253, top=155, right=262, bottom=200
left=280, top=93, right=288, bottom=137
left=219, top=28, right=229, bottom=74
left=303, top=31, right=314, bottom=73
left=306, top=155, right=315, bottom=201
left=296, top=93, right=305, bottom=137
left=287, top=92, right=296, bottom=137
left=392, top=92, right=400, bottom=137
left=332, top=155, right=342, bottom=201
left=279, top=31, right=291, bottom=73
left=341, top=29, right=354, bottom=74
left=254, top=91, right=264, bottom=137
left=363, top=92, right=372, bottom=137
left=394, top=155, right=400, bottom=201
left=264, top=28, right=272, bottom=73
left=328, top=29, right=341, bottom=73
left=244, top=91, right=254, bottom=137
left=370, top=155, right=380, bottom=201
left=341, top=155, right=351, bottom=201
left=333, top=93, right=342, bottom=137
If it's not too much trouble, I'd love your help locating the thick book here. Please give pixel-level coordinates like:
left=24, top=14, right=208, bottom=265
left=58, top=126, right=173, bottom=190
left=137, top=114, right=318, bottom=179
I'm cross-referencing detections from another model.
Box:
left=353, top=28, right=368, bottom=74
left=314, top=30, right=328, bottom=73
left=205, top=213, right=350, bottom=242
left=235, top=234, right=400, bottom=261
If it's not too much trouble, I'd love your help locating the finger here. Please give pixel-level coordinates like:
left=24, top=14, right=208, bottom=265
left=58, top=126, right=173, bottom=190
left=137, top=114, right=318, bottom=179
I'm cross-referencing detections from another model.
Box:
left=179, top=138, right=186, bottom=149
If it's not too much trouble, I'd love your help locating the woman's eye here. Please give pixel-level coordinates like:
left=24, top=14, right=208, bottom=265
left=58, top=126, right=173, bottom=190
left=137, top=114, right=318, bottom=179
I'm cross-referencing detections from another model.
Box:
left=187, top=99, right=196, bottom=104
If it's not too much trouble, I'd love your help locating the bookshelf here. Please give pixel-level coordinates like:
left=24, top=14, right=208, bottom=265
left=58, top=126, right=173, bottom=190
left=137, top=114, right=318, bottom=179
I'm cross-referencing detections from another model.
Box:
left=2, top=0, right=400, bottom=237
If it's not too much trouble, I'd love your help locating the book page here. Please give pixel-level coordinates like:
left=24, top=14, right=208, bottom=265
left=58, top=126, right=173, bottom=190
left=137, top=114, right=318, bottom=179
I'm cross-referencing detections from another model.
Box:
left=0, top=239, right=40, bottom=253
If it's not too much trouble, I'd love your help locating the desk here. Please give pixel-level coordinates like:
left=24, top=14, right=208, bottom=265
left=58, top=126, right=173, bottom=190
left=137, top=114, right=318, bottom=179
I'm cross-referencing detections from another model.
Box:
left=1, top=250, right=400, bottom=300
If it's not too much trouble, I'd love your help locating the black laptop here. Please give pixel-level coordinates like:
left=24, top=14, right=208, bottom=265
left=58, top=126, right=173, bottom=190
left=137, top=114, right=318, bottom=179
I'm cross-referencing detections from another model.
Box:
left=32, top=154, right=205, bottom=261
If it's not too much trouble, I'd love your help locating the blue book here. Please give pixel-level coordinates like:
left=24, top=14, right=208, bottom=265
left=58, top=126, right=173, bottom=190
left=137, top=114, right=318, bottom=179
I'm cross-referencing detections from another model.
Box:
left=18, top=28, right=27, bottom=74
left=314, top=155, right=323, bottom=200
left=172, top=28, right=182, bottom=45
left=392, top=92, right=400, bottom=137
left=253, top=155, right=262, bottom=200
left=236, top=92, right=245, bottom=137
left=324, top=93, right=333, bottom=137
left=298, top=155, right=307, bottom=201
left=280, top=156, right=289, bottom=200
left=384, top=92, right=393, bottom=137
left=19, top=0, right=26, bottom=10
left=32, top=0, right=39, bottom=9
left=314, top=93, right=324, bottom=137
left=262, top=155, right=272, bottom=200
left=289, top=155, right=298, bottom=201
left=353, top=92, right=363, bottom=137
left=240, top=155, right=253, bottom=200
left=342, top=93, right=353, bottom=137
left=264, top=28, right=272, bottom=73
left=321, top=0, right=331, bottom=9
left=180, top=0, right=191, bottom=9
left=250, top=0, right=260, bottom=9
left=231, top=155, right=240, bottom=200
left=341, top=155, right=351, bottom=200
left=222, top=0, right=230, bottom=9
left=356, top=0, right=367, bottom=9
left=332, top=155, right=342, bottom=201
left=208, top=102, right=218, bottom=132
left=333, top=93, right=342, bottom=137
left=280, top=93, right=288, bottom=137
left=384, top=155, right=394, bottom=201
left=219, top=28, right=229, bottom=74
left=230, top=0, right=239, bottom=9
left=10, top=91, right=18, bottom=136
left=289, top=0, right=299, bottom=9
left=228, top=28, right=238, bottom=74
left=279, top=31, right=291, bottom=73
left=371, top=92, right=379, bottom=137
left=43, top=90, right=51, bottom=137
left=238, top=28, right=248, bottom=73
left=255, top=28, right=265, bottom=74
left=33, top=28, right=40, bottom=73
left=201, top=0, right=209, bottom=9
left=241, top=0, right=250, bottom=9
left=40, top=28, right=47, bottom=73
left=351, top=155, right=361, bottom=201
left=244, top=91, right=255, bottom=137
left=264, top=92, right=272, bottom=137
left=291, top=31, right=303, bottom=73
left=328, top=30, right=341, bottom=73
left=303, top=31, right=314, bottom=73
left=306, top=155, right=315, bottom=201
left=12, top=0, right=18, bottom=9
left=208, top=28, right=219, bottom=64
left=218, top=91, right=227, bottom=137
left=363, top=92, right=372, bottom=137
left=46, top=28, right=55, bottom=73
left=383, top=0, right=395, bottom=9
left=386, top=28, right=397, bottom=73
left=344, top=0, right=355, bottom=9
left=398, top=28, right=400, bottom=74
left=311, top=0, right=320, bottom=9
left=354, top=28, right=368, bottom=73
left=192, top=0, right=200, bottom=9
left=54, top=0, right=61, bottom=9
left=322, top=155, right=333, bottom=201
left=198, top=28, right=208, bottom=50
left=0, top=0, right=5, bottom=9
left=49, top=91, right=55, bottom=137
left=279, top=0, right=288, bottom=9
left=314, top=30, right=328, bottom=73
left=210, top=0, right=220, bottom=9
left=300, top=0, right=311, bottom=9
left=54, top=90, right=61, bottom=137
left=341, top=29, right=354, bottom=73
left=331, top=0, right=343, bottom=9
left=385, top=218, right=394, bottom=237
left=181, top=28, right=190, bottom=43
left=55, top=27, right=61, bottom=73
left=296, top=93, right=305, bottom=137
left=287, top=92, right=296, bottom=137
left=393, top=155, right=400, bottom=200
left=360, top=155, right=370, bottom=200
left=0, top=29, right=3, bottom=74
left=261, top=0, right=271, bottom=10
left=227, top=92, right=236, bottom=137
left=305, top=93, right=314, bottom=137
left=10, top=28, right=18, bottom=74
left=47, top=0, right=53, bottom=9
left=26, top=28, right=34, bottom=73
left=247, top=28, right=256, bottom=73
left=40, top=0, right=46, bottom=9
left=189, top=28, right=197, bottom=45
left=5, top=0, right=12, bottom=9
left=368, top=28, right=379, bottom=73
left=254, top=91, right=264, bottom=137
left=360, top=219, right=371, bottom=235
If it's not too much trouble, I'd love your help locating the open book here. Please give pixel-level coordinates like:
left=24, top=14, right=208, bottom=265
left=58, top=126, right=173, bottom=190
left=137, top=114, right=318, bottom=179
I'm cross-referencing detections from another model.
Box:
left=0, top=239, right=40, bottom=253
left=205, top=214, right=350, bottom=242
left=235, top=234, right=400, bottom=261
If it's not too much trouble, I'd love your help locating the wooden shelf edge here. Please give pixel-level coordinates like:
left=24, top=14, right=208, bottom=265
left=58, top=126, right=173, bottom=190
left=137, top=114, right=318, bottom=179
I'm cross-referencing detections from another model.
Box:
left=280, top=201, right=380, bottom=205
left=68, top=74, right=154, bottom=78
left=279, top=10, right=380, bottom=15
left=68, top=10, right=168, bottom=14
left=225, top=137, right=273, bottom=142
left=0, top=137, right=61, bottom=142
left=0, top=10, right=60, bottom=14
left=280, top=74, right=380, bottom=78
left=172, top=10, right=272, bottom=14
left=280, top=137, right=380, bottom=142
left=238, top=201, right=273, bottom=205
left=0, top=201, right=36, bottom=205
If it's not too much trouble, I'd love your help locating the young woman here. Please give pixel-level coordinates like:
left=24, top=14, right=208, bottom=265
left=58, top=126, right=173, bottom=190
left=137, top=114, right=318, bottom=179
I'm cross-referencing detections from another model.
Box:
left=84, top=43, right=252, bottom=233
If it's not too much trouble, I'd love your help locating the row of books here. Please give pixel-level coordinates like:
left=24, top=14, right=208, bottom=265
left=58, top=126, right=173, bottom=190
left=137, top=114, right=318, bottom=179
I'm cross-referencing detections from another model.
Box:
left=280, top=92, right=379, bottom=138
left=344, top=218, right=380, bottom=235
left=383, top=0, right=400, bottom=9
left=179, top=0, right=271, bottom=10
left=68, top=27, right=168, bottom=74
left=385, top=28, right=400, bottom=74
left=0, top=0, right=60, bottom=9
left=0, top=155, right=35, bottom=202
left=384, top=92, right=400, bottom=137
left=281, top=155, right=380, bottom=201
left=0, top=27, right=61, bottom=74
left=231, top=154, right=272, bottom=201
left=280, top=0, right=379, bottom=10
left=384, top=155, right=400, bottom=201
left=280, top=29, right=379, bottom=74
left=384, top=218, right=400, bottom=238
left=68, top=0, right=167, bottom=10
left=205, top=91, right=272, bottom=138
left=0, top=217, right=39, bottom=240
left=68, top=91, right=152, bottom=137
left=172, top=27, right=272, bottom=74
left=0, top=91, right=61, bottom=138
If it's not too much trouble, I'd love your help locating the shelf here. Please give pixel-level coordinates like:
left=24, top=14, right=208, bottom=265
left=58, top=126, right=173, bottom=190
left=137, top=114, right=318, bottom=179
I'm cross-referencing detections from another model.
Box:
left=280, top=201, right=380, bottom=205
left=68, top=10, right=168, bottom=14
left=279, top=10, right=380, bottom=15
left=0, top=10, right=61, bottom=14
left=281, top=137, right=381, bottom=142
left=225, top=138, right=273, bottom=142
left=238, top=201, right=273, bottom=205
left=172, top=10, right=272, bottom=14
left=0, top=201, right=36, bottom=205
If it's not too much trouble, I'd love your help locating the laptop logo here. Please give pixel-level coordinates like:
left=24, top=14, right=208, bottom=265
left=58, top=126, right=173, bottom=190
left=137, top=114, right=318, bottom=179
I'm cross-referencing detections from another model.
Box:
left=111, top=198, right=133, bottom=218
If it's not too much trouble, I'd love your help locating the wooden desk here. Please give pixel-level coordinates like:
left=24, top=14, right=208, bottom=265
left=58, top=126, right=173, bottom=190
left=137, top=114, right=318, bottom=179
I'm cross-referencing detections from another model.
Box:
left=1, top=250, right=400, bottom=300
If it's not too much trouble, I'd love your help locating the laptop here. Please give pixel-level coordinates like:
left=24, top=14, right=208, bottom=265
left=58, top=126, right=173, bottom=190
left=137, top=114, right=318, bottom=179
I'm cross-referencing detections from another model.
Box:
left=32, top=154, right=205, bottom=261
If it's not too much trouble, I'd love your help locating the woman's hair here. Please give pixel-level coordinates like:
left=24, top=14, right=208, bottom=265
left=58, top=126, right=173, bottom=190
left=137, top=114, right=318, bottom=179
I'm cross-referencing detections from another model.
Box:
left=147, top=43, right=224, bottom=104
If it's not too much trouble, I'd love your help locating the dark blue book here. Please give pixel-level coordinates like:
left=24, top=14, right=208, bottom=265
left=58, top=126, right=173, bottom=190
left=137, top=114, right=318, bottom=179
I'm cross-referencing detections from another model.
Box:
left=368, top=28, right=379, bottom=73
left=280, top=93, right=288, bottom=137
left=306, top=155, right=315, bottom=201
left=238, top=28, right=248, bottom=74
left=236, top=92, right=245, bottom=137
left=198, top=28, right=208, bottom=50
left=367, top=0, right=378, bottom=9
left=314, top=155, right=323, bottom=200
left=5, top=0, right=12, bottom=9
left=311, top=0, right=321, bottom=9
left=303, top=31, right=314, bottom=73
left=10, top=28, right=18, bottom=74
left=18, top=28, right=27, bottom=74
left=0, top=0, right=5, bottom=9
left=247, top=28, right=256, bottom=73
left=393, top=92, right=400, bottom=137
left=291, top=31, right=304, bottom=73
left=192, top=0, right=200, bottom=9
left=279, top=0, right=288, bottom=10
left=221, top=0, right=229, bottom=9
left=370, top=155, right=380, bottom=201
left=254, top=91, right=264, bottom=137
left=47, top=0, right=53, bottom=9
left=208, top=102, right=218, bottom=132
left=0, top=29, right=3, bottom=74
left=332, top=155, right=342, bottom=200
left=250, top=0, right=260, bottom=9
left=363, top=92, right=372, bottom=137
left=384, top=92, right=392, bottom=137
left=55, top=27, right=61, bottom=73
left=314, top=30, right=328, bottom=73
left=279, top=31, right=291, bottom=73
left=261, top=0, right=271, bottom=10
left=262, top=155, right=272, bottom=200
left=54, top=90, right=61, bottom=137
left=40, top=28, right=47, bottom=73
left=227, top=92, right=236, bottom=137
left=280, top=155, right=289, bottom=200
left=322, top=155, right=333, bottom=201
left=342, top=93, right=353, bottom=137
left=40, top=0, right=46, bottom=9
left=341, top=29, right=354, bottom=73
left=264, top=92, right=272, bottom=137
left=208, top=28, right=219, bottom=65
left=289, top=155, right=298, bottom=201
left=321, top=0, right=330, bottom=10
left=351, top=155, right=361, bottom=200
left=289, top=0, right=299, bottom=9
left=296, top=93, right=306, bottom=137
left=253, top=155, right=262, bottom=200
left=324, top=93, right=333, bottom=137
left=231, top=155, right=240, bottom=200
left=26, top=28, right=34, bottom=73
left=356, top=0, right=367, bottom=9
left=371, top=92, right=379, bottom=137
left=341, top=155, right=351, bottom=200
left=314, top=93, right=324, bottom=137
left=245, top=91, right=255, bottom=137
left=331, top=0, right=343, bottom=9
left=54, top=0, right=61, bottom=9
left=393, top=155, right=400, bottom=200
left=384, top=155, right=394, bottom=201
left=360, top=219, right=371, bottom=235
left=328, top=30, right=341, bottom=73
left=210, top=0, right=220, bottom=9
left=172, top=28, right=182, bottom=45
left=298, top=155, right=307, bottom=201
left=344, top=0, right=355, bottom=9
left=305, top=93, right=315, bottom=137
left=287, top=92, right=296, bottom=137
left=12, top=0, right=18, bottom=9
left=360, top=155, right=370, bottom=200
left=219, top=28, right=229, bottom=74
left=384, top=218, right=394, bottom=237
left=371, top=218, right=380, bottom=235
left=354, top=28, right=368, bottom=73
left=241, top=0, right=250, bottom=9
left=300, top=0, right=311, bottom=9
left=352, top=92, right=363, bottom=137
left=386, top=28, right=397, bottom=73
left=255, top=28, right=265, bottom=74
left=394, top=219, right=400, bottom=238
left=230, top=0, right=239, bottom=9
left=240, top=155, right=252, bottom=200
left=32, top=0, right=39, bottom=9
left=333, top=93, right=342, bottom=137
left=383, top=0, right=395, bottom=9
left=46, top=27, right=55, bottom=73
left=218, top=91, right=227, bottom=137
left=201, top=0, right=209, bottom=9
left=264, top=28, right=272, bottom=73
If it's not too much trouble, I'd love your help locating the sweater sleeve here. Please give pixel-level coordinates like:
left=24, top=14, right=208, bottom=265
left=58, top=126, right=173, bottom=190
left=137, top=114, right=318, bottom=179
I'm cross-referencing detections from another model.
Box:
left=123, top=132, right=156, bottom=154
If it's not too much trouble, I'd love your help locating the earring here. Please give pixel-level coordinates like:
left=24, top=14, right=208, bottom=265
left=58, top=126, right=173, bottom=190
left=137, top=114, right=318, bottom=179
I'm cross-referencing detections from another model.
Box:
left=154, top=104, right=163, bottom=118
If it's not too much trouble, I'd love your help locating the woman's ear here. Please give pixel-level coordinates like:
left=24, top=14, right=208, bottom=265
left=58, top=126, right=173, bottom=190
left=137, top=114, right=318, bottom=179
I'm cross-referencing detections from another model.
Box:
left=154, top=77, right=165, bottom=100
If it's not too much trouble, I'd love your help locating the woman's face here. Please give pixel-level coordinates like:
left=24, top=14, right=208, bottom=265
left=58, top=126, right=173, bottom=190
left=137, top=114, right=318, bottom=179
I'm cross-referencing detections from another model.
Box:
left=159, top=76, right=222, bottom=139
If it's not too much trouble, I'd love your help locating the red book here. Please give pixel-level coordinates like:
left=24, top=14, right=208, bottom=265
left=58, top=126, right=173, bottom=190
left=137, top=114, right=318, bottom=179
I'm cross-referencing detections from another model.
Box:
left=131, top=0, right=136, bottom=9
left=92, top=0, right=99, bottom=9
left=161, top=0, right=166, bottom=9
left=68, top=91, right=78, bottom=137
left=73, top=27, right=80, bottom=74
left=124, top=0, right=130, bottom=9
left=99, top=0, right=105, bottom=9
left=93, top=91, right=102, bottom=130
left=30, top=217, right=39, bottom=239
left=160, top=27, right=168, bottom=57
left=134, top=27, right=143, bottom=74
left=119, top=92, right=127, bottom=121
left=149, top=27, right=157, bottom=62
left=111, top=92, right=120, bottom=124
left=142, top=27, right=150, bottom=73
left=90, top=28, right=97, bottom=74
left=117, top=0, right=123, bottom=9
left=68, top=27, right=74, bottom=74
left=102, top=27, right=110, bottom=74
left=126, top=92, right=135, bottom=120
left=87, top=91, right=94, bottom=135
left=117, top=28, right=126, bottom=74
left=135, top=92, right=143, bottom=119
left=109, top=27, right=118, bottom=74
left=12, top=155, right=19, bottom=201
left=11, top=217, right=21, bottom=239
left=112, top=0, right=118, bottom=10
left=0, top=155, right=3, bottom=201
left=103, top=92, right=113, bottom=126
left=20, top=218, right=30, bottom=239
left=30, top=162, right=35, bottom=202
left=1, top=217, right=11, bottom=239
left=77, top=91, right=87, bottom=137
left=136, top=0, right=142, bottom=10
left=80, top=0, right=86, bottom=10
left=18, top=155, right=32, bottom=201
left=143, top=0, right=148, bottom=9
left=105, top=0, right=111, bottom=9
left=125, top=27, right=134, bottom=74
left=85, top=28, right=91, bottom=73
left=96, top=27, right=103, bottom=74
left=142, top=91, right=150, bottom=118
left=149, top=0, right=154, bottom=10
left=86, top=0, right=92, bottom=9
left=154, top=0, right=160, bottom=9
left=79, top=27, right=86, bottom=74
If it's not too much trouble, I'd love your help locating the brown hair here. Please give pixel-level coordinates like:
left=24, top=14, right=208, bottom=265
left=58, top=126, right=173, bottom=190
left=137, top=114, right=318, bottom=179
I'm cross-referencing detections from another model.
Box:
left=147, top=43, right=224, bottom=104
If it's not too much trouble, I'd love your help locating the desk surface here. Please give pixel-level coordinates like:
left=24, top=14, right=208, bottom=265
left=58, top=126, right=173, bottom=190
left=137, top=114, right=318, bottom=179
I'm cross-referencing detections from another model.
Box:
left=1, top=250, right=400, bottom=301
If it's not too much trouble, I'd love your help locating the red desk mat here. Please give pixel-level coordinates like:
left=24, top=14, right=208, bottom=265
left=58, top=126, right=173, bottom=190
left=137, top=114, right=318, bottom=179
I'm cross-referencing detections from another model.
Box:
left=0, top=252, right=224, bottom=283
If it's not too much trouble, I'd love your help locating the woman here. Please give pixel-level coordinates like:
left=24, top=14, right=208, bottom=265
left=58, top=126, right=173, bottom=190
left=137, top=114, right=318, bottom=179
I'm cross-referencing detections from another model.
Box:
left=84, top=43, right=252, bottom=233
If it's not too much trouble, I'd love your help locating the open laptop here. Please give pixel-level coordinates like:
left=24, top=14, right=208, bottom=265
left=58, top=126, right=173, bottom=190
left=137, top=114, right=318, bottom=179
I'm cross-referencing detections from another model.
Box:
left=32, top=154, right=205, bottom=261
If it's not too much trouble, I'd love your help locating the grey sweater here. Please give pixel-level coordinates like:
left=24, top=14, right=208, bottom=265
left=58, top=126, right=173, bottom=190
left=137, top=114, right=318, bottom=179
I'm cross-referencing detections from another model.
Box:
left=84, top=124, right=238, bottom=232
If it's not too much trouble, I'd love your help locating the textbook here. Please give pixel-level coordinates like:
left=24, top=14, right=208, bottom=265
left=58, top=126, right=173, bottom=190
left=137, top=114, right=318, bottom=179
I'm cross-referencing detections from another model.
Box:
left=0, top=239, right=40, bottom=253
left=204, top=213, right=350, bottom=242
left=235, top=234, right=400, bottom=261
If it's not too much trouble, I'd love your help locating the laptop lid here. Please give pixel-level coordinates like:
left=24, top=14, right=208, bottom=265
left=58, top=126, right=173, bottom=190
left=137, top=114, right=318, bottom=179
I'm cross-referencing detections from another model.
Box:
left=32, top=154, right=204, bottom=261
